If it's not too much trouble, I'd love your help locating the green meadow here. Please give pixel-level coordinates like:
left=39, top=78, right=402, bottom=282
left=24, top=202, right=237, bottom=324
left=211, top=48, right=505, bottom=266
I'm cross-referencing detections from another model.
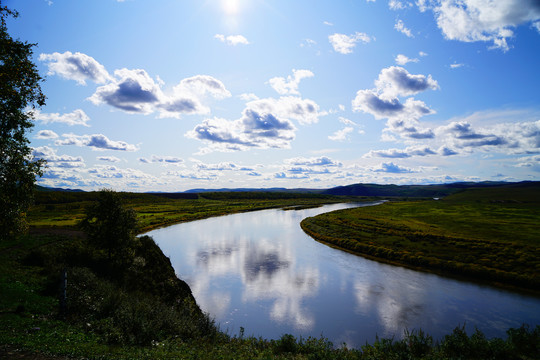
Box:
left=301, top=182, right=540, bottom=293
left=2, top=186, right=539, bottom=359
left=28, top=191, right=349, bottom=233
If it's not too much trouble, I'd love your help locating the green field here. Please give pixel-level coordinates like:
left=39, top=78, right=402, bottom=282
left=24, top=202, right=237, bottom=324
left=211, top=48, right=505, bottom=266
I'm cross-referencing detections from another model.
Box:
left=28, top=191, right=352, bottom=233
left=301, top=182, right=540, bottom=293
left=2, top=187, right=540, bottom=358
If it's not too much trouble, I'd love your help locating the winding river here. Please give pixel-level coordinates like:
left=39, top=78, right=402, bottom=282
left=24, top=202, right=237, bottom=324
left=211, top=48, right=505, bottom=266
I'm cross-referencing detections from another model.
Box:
left=147, top=202, right=540, bottom=348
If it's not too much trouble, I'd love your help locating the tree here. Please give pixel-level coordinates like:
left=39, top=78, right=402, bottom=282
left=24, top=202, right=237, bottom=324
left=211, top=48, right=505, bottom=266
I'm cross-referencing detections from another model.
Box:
left=80, top=189, right=138, bottom=263
left=0, top=6, right=46, bottom=239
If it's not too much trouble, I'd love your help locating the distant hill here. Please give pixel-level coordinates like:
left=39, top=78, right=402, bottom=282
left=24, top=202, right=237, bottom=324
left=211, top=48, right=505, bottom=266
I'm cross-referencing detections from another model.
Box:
left=34, top=181, right=540, bottom=200
left=35, top=185, right=84, bottom=192
left=321, top=181, right=534, bottom=198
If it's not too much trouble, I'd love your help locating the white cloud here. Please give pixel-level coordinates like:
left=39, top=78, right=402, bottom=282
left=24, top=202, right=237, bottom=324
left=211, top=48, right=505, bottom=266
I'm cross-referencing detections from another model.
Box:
left=33, top=109, right=90, bottom=127
left=450, top=62, right=464, bottom=69
left=186, top=94, right=325, bottom=152
left=364, top=146, right=438, bottom=158
left=395, top=54, right=419, bottom=65
left=435, top=118, right=540, bottom=154
left=247, top=96, right=323, bottom=125
left=239, top=93, right=259, bottom=101
left=89, top=68, right=230, bottom=119
left=285, top=156, right=342, bottom=167
left=329, top=127, right=354, bottom=141
left=138, top=155, right=184, bottom=164
left=425, top=0, right=540, bottom=51
left=353, top=66, right=439, bottom=141
left=372, top=162, right=415, bottom=173
left=395, top=19, right=414, bottom=38
left=89, top=68, right=163, bottom=114
left=55, top=133, right=139, bottom=151
left=39, top=51, right=111, bottom=85
left=328, top=32, right=374, bottom=54
left=97, top=156, right=121, bottom=163
left=389, top=1, right=413, bottom=10
left=176, top=75, right=232, bottom=99
left=35, top=130, right=59, bottom=139
left=214, top=34, right=250, bottom=46
left=268, top=69, right=314, bottom=95
left=32, top=146, right=85, bottom=168
left=375, top=66, right=439, bottom=99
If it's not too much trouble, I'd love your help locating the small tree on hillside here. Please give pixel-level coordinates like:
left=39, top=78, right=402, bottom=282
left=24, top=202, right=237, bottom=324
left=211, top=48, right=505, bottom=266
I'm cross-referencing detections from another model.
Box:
left=80, top=189, right=138, bottom=263
left=0, top=6, right=46, bottom=239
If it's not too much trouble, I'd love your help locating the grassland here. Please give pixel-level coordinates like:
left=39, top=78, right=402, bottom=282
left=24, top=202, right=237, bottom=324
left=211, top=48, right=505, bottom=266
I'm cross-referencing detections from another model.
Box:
left=301, top=182, right=540, bottom=293
left=2, top=187, right=540, bottom=358
left=28, top=191, right=353, bottom=233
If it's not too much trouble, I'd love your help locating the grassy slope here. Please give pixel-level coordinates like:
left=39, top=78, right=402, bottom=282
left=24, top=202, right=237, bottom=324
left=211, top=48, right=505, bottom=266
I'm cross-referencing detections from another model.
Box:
left=301, top=183, right=540, bottom=292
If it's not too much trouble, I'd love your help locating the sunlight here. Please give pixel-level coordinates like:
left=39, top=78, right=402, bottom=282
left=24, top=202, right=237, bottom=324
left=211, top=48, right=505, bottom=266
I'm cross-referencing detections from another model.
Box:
left=221, top=0, right=241, bottom=16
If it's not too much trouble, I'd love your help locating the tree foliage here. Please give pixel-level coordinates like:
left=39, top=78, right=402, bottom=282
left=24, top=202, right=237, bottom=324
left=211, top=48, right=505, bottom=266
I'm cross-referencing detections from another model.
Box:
left=80, top=189, right=138, bottom=262
left=0, top=5, right=46, bottom=239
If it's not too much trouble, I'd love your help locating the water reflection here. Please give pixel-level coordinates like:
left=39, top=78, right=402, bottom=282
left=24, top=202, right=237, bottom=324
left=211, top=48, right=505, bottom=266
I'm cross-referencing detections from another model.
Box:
left=149, top=203, right=540, bottom=347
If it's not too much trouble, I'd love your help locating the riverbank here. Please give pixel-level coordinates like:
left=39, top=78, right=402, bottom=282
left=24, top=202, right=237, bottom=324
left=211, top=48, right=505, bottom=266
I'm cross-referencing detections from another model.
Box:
left=301, top=183, right=540, bottom=295
left=2, top=231, right=539, bottom=359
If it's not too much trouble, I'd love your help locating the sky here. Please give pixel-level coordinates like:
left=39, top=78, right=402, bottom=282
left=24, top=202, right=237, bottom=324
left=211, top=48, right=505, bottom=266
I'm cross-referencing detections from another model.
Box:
left=5, top=0, right=540, bottom=192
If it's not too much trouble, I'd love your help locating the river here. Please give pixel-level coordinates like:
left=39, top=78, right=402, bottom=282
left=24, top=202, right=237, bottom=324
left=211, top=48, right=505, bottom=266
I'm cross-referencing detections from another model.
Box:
left=147, top=202, right=540, bottom=348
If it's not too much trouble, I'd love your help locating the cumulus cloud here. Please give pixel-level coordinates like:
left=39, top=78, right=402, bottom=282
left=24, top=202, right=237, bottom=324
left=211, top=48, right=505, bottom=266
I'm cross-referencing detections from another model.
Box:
left=395, top=19, right=414, bottom=38
left=329, top=126, right=354, bottom=141
left=186, top=94, right=325, bottom=152
left=389, top=0, right=413, bottom=10
left=33, top=109, right=91, bottom=127
left=138, top=155, right=183, bottom=164
left=214, top=34, right=250, bottom=46
left=268, top=69, right=314, bottom=95
left=329, top=32, right=373, bottom=54
left=364, top=146, right=437, bottom=158
left=89, top=68, right=162, bottom=114
left=373, top=162, right=415, bottom=173
left=39, top=51, right=111, bottom=85
left=421, top=0, right=540, bottom=51
left=35, top=130, right=59, bottom=139
left=247, top=96, right=323, bottom=125
left=353, top=66, right=440, bottom=142
left=97, top=156, right=121, bottom=163
left=375, top=66, right=439, bottom=98
left=436, top=118, right=540, bottom=153
left=89, top=68, right=230, bottom=118
left=285, top=156, right=342, bottom=167
left=176, top=75, right=232, bottom=100
left=55, top=133, right=138, bottom=151
left=32, top=146, right=85, bottom=168
left=395, top=54, right=419, bottom=65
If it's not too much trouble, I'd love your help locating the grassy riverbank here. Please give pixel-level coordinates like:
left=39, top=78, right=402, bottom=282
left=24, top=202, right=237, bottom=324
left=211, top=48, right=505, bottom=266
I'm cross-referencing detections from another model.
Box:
left=2, top=231, right=539, bottom=359
left=27, top=191, right=354, bottom=233
left=2, top=187, right=539, bottom=358
left=301, top=182, right=540, bottom=293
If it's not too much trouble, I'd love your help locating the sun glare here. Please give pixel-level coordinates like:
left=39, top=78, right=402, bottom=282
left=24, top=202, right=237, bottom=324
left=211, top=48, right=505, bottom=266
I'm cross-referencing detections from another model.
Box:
left=222, top=0, right=241, bottom=16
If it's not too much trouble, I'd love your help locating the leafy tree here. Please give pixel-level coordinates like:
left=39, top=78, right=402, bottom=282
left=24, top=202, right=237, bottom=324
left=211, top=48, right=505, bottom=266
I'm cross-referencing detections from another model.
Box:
left=0, top=6, right=46, bottom=239
left=80, top=189, right=138, bottom=263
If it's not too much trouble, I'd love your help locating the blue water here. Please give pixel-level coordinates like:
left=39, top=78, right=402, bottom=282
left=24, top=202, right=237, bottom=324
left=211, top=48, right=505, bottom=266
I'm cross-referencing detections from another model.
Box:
left=147, top=202, right=540, bottom=348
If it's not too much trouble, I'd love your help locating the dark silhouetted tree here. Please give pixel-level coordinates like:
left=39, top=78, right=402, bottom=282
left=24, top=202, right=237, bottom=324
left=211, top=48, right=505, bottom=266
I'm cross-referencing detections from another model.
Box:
left=80, top=189, right=138, bottom=263
left=0, top=5, right=46, bottom=239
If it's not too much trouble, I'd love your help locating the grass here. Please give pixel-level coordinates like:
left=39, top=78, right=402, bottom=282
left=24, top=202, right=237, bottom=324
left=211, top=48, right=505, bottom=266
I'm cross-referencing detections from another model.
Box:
left=2, top=187, right=539, bottom=358
left=27, top=191, right=353, bottom=233
left=301, top=183, right=540, bottom=293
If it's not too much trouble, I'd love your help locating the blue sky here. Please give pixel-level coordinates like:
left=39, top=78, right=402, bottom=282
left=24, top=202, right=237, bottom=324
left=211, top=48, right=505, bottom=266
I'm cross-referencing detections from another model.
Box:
left=6, top=0, right=540, bottom=191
